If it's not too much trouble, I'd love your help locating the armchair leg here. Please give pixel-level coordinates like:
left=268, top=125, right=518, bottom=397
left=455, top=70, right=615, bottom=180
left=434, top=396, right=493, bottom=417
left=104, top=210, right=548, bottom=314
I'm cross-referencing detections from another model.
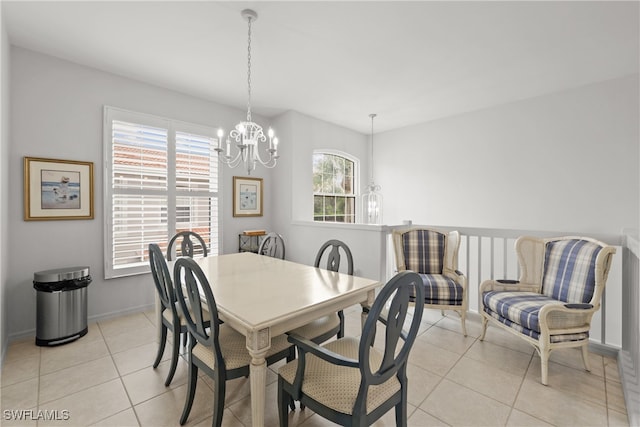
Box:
left=459, top=309, right=467, bottom=337
left=581, top=344, right=591, bottom=372
left=479, top=317, right=488, bottom=341
left=540, top=345, right=551, bottom=386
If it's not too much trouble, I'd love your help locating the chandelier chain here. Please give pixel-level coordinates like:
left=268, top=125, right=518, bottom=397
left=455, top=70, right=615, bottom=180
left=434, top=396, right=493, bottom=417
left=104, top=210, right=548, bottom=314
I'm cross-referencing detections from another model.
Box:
left=246, top=16, right=253, bottom=122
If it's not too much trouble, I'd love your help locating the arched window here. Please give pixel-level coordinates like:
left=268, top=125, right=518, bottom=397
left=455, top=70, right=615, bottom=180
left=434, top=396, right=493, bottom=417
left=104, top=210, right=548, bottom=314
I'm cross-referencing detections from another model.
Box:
left=313, top=151, right=357, bottom=223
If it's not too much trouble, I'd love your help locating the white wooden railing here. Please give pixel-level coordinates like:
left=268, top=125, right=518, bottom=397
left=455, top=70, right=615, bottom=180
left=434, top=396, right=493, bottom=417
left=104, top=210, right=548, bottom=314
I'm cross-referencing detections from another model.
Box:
left=385, top=225, right=625, bottom=349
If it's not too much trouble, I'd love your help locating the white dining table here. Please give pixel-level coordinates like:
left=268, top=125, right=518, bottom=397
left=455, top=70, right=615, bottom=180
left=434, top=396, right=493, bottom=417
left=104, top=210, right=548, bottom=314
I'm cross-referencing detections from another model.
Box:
left=166, top=252, right=380, bottom=427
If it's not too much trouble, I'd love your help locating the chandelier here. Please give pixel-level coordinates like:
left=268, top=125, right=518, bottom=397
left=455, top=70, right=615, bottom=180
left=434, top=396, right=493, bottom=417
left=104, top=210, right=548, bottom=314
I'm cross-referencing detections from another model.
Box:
left=215, top=9, right=279, bottom=175
left=362, top=113, right=383, bottom=224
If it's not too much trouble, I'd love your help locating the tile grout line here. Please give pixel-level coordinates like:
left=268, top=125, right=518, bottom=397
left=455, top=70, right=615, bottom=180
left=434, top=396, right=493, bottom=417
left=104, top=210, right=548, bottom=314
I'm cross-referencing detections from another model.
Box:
left=99, top=318, right=142, bottom=427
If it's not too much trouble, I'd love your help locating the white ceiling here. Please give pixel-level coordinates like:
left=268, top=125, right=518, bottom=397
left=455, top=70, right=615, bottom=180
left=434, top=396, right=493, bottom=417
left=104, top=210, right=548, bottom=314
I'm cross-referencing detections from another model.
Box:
left=3, top=1, right=639, bottom=134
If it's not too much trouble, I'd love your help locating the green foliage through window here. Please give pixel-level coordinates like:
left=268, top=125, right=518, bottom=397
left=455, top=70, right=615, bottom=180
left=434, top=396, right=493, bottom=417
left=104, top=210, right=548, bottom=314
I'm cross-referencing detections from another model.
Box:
left=313, top=153, right=356, bottom=223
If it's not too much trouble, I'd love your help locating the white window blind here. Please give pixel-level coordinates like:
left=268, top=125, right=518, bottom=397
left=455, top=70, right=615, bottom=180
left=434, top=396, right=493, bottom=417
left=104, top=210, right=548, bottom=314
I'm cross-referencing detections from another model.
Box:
left=104, top=107, right=220, bottom=278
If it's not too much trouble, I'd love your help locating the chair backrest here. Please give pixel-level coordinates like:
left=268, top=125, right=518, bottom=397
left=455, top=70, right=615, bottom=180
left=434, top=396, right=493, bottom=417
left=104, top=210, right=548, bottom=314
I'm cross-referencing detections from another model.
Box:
left=516, top=235, right=616, bottom=306
left=167, top=231, right=208, bottom=261
left=149, top=243, right=178, bottom=318
left=257, top=232, right=286, bottom=259
left=542, top=238, right=603, bottom=303
left=314, top=239, right=354, bottom=275
left=173, top=257, right=224, bottom=367
left=354, top=271, right=424, bottom=412
left=393, top=228, right=445, bottom=274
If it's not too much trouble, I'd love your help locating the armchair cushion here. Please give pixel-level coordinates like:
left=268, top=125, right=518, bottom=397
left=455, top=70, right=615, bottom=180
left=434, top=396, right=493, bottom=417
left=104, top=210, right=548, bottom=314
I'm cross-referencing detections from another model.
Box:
left=419, top=274, right=464, bottom=305
left=402, top=229, right=444, bottom=274
left=542, top=239, right=602, bottom=303
left=483, top=291, right=589, bottom=343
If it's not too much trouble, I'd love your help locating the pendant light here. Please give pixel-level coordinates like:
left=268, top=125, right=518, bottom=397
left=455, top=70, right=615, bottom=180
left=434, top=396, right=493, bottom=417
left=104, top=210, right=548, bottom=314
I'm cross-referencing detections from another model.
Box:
left=362, top=113, right=382, bottom=224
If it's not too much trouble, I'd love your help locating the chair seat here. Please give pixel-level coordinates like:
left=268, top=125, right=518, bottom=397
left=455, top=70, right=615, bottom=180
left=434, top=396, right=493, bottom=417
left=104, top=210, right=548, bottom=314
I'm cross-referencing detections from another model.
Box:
left=193, top=325, right=291, bottom=371
left=287, top=314, right=341, bottom=341
left=163, top=299, right=210, bottom=326
left=279, top=337, right=400, bottom=415
left=418, top=274, right=464, bottom=305
left=483, top=291, right=589, bottom=342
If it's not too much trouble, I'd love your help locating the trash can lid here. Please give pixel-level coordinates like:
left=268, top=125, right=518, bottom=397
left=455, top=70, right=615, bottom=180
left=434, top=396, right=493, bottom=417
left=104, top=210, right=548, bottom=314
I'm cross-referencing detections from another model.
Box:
left=34, top=266, right=90, bottom=283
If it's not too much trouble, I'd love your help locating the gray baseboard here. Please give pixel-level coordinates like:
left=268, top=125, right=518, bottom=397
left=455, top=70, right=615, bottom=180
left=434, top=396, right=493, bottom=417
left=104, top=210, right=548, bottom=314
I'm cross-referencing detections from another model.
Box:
left=6, top=303, right=155, bottom=344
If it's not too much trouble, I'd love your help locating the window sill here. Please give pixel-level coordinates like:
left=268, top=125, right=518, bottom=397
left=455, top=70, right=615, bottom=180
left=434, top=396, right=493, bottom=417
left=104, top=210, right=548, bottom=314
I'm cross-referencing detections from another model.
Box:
left=291, top=220, right=389, bottom=232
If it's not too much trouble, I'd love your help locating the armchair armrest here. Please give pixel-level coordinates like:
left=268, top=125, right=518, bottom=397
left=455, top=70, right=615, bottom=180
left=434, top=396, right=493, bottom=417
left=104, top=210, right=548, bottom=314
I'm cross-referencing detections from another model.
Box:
left=537, top=302, right=597, bottom=333
left=287, top=333, right=358, bottom=367
left=564, top=303, right=594, bottom=310
left=479, top=279, right=540, bottom=294
left=287, top=333, right=358, bottom=399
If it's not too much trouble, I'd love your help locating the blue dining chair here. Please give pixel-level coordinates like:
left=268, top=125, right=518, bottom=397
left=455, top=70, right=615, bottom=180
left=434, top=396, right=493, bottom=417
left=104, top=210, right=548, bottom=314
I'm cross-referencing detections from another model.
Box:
left=277, top=270, right=424, bottom=426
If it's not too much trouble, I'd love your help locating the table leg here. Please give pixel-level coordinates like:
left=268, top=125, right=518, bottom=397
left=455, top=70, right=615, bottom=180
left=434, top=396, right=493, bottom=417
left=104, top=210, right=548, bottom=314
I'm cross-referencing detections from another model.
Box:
left=360, top=289, right=377, bottom=329
left=246, top=328, right=271, bottom=427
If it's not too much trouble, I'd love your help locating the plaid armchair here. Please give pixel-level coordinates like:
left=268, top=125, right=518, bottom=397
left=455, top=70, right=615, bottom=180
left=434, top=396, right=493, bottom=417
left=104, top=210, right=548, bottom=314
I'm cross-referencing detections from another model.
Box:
left=479, top=236, right=616, bottom=385
left=392, top=227, right=468, bottom=336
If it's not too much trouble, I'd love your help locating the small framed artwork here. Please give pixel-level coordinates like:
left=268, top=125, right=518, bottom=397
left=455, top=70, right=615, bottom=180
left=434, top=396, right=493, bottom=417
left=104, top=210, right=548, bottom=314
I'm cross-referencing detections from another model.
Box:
left=24, top=157, right=94, bottom=221
left=233, top=176, right=263, bottom=217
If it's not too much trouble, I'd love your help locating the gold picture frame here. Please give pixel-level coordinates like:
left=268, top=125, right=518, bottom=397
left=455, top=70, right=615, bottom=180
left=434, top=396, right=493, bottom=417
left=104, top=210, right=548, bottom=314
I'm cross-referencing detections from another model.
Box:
left=233, top=176, right=263, bottom=217
left=24, top=157, right=94, bottom=221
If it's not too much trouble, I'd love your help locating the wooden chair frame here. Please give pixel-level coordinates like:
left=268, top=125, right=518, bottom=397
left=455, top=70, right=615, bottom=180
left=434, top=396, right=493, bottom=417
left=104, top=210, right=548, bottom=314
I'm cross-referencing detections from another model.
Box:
left=479, top=235, right=616, bottom=385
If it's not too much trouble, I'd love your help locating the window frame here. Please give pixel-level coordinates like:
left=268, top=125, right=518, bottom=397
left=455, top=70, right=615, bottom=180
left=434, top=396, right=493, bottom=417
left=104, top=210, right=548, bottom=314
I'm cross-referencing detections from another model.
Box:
left=103, top=106, right=221, bottom=278
left=312, top=149, right=359, bottom=224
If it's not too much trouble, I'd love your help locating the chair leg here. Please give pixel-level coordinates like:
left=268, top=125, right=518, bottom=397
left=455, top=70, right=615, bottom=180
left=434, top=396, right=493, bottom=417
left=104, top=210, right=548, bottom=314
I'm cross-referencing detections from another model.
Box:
left=540, top=344, right=551, bottom=386
left=181, top=331, right=188, bottom=348
left=153, top=323, right=168, bottom=369
left=212, top=373, right=226, bottom=427
left=286, top=348, right=296, bottom=411
left=180, top=362, right=198, bottom=425
left=337, top=310, right=345, bottom=339
left=277, top=377, right=290, bottom=427
left=395, top=400, right=408, bottom=427
left=459, top=309, right=467, bottom=337
left=165, top=324, right=181, bottom=386
left=479, top=317, right=488, bottom=341
left=581, top=343, right=591, bottom=372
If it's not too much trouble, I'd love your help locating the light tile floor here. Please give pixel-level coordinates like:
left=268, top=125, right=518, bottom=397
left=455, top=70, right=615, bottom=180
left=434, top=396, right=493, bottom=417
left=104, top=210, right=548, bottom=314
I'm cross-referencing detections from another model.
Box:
left=0, top=306, right=629, bottom=426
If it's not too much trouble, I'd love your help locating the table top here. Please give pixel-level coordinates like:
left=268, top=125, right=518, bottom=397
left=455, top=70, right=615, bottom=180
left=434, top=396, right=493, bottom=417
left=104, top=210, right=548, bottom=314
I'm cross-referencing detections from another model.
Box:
left=171, top=252, right=380, bottom=333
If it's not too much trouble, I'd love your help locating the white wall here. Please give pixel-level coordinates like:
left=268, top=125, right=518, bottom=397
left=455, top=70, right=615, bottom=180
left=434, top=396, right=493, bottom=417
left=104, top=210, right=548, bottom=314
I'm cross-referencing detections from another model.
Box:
left=376, top=75, right=639, bottom=235
left=7, top=47, right=275, bottom=338
left=269, top=111, right=386, bottom=281
left=0, top=4, right=10, bottom=361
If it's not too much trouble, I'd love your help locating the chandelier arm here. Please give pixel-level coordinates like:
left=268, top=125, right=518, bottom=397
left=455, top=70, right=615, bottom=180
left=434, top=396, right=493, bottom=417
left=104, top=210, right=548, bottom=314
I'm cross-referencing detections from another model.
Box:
left=217, top=148, right=244, bottom=168
left=252, top=144, right=275, bottom=167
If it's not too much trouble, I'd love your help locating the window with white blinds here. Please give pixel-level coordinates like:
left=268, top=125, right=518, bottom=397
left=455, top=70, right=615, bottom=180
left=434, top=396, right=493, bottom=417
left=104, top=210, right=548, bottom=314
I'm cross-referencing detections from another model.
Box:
left=104, top=107, right=220, bottom=278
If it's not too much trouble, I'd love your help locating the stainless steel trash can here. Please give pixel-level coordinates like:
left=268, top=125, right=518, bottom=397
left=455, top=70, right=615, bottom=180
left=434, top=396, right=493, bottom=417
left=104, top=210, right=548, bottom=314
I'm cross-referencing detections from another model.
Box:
left=33, top=266, right=91, bottom=346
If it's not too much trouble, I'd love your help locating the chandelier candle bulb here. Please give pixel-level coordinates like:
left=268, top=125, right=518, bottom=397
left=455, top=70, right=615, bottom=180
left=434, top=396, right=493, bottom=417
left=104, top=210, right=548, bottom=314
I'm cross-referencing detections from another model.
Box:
left=217, top=129, right=224, bottom=149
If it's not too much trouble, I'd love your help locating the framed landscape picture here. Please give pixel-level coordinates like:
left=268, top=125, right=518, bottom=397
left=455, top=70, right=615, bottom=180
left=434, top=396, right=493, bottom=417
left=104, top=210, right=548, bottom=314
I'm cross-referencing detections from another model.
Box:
left=233, top=176, right=263, bottom=217
left=24, top=157, right=94, bottom=220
